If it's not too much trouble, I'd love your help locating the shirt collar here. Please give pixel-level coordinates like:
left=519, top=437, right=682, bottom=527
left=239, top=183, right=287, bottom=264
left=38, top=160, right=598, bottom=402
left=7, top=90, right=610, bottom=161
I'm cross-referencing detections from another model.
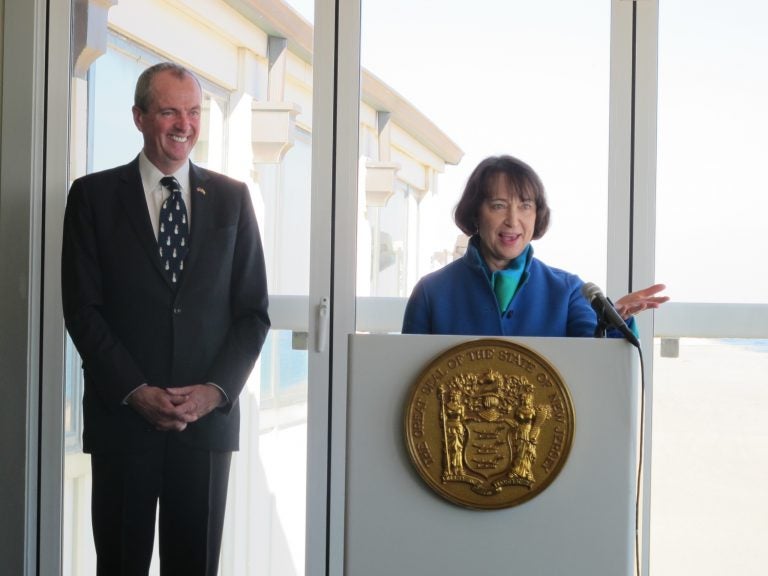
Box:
left=466, top=235, right=533, bottom=279
left=138, top=151, right=191, bottom=194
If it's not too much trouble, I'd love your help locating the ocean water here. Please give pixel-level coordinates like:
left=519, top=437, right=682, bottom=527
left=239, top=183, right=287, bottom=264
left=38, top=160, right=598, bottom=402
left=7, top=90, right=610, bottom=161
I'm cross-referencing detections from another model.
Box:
left=720, top=338, right=768, bottom=352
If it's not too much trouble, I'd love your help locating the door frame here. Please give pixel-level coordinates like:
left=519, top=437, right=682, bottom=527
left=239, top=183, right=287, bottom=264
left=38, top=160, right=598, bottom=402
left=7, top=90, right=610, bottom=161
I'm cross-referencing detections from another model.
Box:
left=305, top=0, right=362, bottom=575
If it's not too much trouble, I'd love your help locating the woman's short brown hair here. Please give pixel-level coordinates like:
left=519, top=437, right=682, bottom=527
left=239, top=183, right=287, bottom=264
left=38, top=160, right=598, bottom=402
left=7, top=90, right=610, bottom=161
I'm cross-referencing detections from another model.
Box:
left=453, top=155, right=551, bottom=239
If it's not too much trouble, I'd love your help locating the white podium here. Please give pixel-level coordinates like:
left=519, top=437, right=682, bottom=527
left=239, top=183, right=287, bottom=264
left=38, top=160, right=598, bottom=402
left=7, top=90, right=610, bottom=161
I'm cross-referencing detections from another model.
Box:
left=344, top=334, right=640, bottom=576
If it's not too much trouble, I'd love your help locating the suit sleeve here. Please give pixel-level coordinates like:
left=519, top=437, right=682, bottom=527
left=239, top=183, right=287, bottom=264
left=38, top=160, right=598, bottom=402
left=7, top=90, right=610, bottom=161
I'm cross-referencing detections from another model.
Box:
left=61, top=179, right=147, bottom=406
left=204, top=185, right=270, bottom=409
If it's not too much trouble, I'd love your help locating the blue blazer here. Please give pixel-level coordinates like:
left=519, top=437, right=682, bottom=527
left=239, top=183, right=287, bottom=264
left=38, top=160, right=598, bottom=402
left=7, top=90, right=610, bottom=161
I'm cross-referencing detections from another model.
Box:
left=62, top=157, right=270, bottom=453
left=402, top=240, right=618, bottom=338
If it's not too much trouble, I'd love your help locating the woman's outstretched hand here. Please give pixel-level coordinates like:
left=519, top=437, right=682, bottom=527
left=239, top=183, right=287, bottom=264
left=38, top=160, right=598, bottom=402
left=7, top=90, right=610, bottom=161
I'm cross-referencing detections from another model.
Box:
left=614, top=283, right=670, bottom=320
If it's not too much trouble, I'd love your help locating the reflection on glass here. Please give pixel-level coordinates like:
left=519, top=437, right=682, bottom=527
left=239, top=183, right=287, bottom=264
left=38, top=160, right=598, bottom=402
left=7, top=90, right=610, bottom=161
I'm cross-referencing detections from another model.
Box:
left=64, top=336, right=82, bottom=452
left=358, top=0, right=611, bottom=325
left=260, top=330, right=309, bottom=399
left=262, top=136, right=312, bottom=296
left=225, top=330, right=308, bottom=576
left=651, top=338, right=768, bottom=574
left=65, top=2, right=313, bottom=574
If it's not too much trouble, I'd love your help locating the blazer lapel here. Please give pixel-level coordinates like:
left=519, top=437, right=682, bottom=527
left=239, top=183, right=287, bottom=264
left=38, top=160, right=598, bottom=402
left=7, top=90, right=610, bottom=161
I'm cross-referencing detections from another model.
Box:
left=116, top=157, right=174, bottom=287
left=182, top=163, right=212, bottom=280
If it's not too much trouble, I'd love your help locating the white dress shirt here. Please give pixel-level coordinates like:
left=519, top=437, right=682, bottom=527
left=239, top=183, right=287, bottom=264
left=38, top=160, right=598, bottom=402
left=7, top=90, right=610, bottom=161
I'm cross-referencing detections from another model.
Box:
left=138, top=151, right=192, bottom=239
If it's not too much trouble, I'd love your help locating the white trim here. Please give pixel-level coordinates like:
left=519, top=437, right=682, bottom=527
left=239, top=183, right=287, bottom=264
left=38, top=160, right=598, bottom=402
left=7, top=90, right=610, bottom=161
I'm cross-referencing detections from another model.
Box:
left=327, top=1, right=361, bottom=574
left=40, top=1, right=73, bottom=574
left=654, top=303, right=768, bottom=339
left=271, top=295, right=768, bottom=341
left=305, top=0, right=337, bottom=574
left=632, top=5, right=660, bottom=576
left=607, top=0, right=635, bottom=298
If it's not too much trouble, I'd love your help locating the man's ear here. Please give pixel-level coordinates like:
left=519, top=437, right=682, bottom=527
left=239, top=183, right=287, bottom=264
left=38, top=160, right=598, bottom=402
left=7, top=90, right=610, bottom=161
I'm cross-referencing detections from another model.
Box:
left=132, top=106, right=144, bottom=132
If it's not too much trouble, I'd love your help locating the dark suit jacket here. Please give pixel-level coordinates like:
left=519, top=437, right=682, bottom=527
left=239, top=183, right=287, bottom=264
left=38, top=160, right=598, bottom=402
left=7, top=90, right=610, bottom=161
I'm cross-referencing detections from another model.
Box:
left=62, top=157, right=270, bottom=454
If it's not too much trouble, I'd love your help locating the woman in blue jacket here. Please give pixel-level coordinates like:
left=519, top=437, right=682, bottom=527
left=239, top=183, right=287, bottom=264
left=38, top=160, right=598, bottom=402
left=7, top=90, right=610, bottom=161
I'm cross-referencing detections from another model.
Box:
left=401, top=155, right=667, bottom=337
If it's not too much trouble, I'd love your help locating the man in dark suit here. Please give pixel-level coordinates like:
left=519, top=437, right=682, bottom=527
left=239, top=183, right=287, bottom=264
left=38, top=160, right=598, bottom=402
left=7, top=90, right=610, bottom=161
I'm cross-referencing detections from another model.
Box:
left=62, top=61, right=270, bottom=575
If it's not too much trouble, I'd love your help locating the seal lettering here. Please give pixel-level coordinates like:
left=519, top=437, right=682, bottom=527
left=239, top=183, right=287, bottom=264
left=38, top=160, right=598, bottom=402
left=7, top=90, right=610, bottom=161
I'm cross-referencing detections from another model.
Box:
left=411, top=397, right=427, bottom=438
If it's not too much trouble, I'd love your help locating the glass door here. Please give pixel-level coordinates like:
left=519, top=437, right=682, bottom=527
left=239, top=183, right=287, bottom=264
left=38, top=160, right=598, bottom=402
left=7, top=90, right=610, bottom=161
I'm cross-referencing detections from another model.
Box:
left=63, top=2, right=321, bottom=574
left=651, top=1, right=768, bottom=573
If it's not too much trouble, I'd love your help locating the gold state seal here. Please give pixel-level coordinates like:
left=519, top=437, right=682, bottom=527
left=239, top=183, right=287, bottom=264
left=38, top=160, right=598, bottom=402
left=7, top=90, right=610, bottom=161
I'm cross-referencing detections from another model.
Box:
left=404, top=339, right=574, bottom=510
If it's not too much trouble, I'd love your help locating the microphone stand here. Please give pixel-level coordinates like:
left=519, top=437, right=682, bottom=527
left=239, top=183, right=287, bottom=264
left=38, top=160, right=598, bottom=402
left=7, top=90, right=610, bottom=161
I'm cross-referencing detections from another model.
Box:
left=593, top=317, right=609, bottom=339
left=589, top=295, right=612, bottom=338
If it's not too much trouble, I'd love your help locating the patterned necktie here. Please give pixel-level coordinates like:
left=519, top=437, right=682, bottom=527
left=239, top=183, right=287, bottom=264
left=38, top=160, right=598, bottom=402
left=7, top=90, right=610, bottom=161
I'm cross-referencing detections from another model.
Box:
left=158, top=176, right=189, bottom=286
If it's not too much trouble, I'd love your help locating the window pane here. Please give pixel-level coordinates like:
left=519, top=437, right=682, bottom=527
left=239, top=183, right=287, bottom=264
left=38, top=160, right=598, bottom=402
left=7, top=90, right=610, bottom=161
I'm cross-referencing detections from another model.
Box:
left=656, top=0, right=768, bottom=304
left=359, top=0, right=611, bottom=320
left=653, top=4, right=768, bottom=573
left=651, top=338, right=768, bottom=574
left=65, top=3, right=312, bottom=574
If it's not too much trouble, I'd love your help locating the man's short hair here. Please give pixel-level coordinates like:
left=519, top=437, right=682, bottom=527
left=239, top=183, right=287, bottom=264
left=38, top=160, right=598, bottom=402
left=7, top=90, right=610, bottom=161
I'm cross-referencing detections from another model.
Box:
left=134, top=62, right=201, bottom=112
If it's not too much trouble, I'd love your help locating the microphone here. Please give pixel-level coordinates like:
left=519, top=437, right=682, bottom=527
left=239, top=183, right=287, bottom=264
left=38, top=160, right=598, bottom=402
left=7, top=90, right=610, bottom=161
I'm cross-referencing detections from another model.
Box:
left=581, top=282, right=640, bottom=347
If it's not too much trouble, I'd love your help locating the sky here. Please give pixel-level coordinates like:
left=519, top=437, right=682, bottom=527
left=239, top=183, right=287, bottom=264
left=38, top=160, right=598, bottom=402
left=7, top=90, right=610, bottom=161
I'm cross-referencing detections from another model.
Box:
left=286, top=0, right=768, bottom=304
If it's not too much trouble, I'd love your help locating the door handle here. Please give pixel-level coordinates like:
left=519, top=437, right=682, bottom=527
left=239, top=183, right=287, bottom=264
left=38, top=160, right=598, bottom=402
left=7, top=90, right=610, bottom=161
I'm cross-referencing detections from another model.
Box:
left=316, top=296, right=329, bottom=352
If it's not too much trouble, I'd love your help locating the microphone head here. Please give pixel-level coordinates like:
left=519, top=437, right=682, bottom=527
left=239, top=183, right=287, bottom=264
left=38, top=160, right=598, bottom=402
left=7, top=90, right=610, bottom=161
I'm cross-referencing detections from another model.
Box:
left=581, top=282, right=602, bottom=302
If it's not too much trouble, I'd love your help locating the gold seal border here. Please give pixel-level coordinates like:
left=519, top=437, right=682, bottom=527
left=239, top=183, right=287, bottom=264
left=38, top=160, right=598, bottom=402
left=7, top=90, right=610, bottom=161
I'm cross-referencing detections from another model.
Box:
left=403, top=338, right=576, bottom=510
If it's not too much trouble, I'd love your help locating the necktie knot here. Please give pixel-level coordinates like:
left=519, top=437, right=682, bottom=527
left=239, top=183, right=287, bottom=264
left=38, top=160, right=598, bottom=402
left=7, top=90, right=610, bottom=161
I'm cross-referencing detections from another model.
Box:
left=160, top=176, right=182, bottom=195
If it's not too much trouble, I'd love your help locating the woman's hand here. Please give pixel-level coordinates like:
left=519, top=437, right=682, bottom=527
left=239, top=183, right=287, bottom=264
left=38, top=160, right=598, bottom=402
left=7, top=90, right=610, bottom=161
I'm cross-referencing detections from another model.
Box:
left=614, top=283, right=669, bottom=320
